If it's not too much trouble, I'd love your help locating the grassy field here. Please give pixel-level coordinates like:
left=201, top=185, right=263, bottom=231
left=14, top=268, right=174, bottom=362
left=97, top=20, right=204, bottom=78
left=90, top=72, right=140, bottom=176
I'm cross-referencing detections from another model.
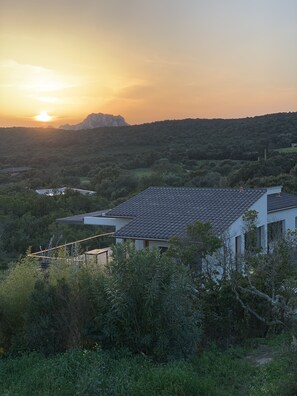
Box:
left=0, top=336, right=295, bottom=396
left=130, top=168, right=154, bottom=178
left=274, top=147, right=297, bottom=153
left=79, top=176, right=91, bottom=185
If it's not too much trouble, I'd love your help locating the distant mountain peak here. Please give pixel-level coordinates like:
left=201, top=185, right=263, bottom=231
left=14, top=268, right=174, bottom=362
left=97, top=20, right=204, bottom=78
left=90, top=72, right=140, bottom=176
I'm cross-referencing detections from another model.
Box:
left=59, top=113, right=129, bottom=130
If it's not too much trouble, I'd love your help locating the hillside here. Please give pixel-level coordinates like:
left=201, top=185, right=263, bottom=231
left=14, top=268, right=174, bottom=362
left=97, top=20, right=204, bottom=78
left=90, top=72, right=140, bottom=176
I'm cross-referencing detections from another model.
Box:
left=1, top=112, right=297, bottom=267
left=1, top=112, right=297, bottom=169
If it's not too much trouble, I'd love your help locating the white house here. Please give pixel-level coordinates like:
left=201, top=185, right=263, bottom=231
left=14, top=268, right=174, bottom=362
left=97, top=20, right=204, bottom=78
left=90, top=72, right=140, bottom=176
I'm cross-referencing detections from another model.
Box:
left=36, top=187, right=96, bottom=196
left=57, top=186, right=297, bottom=260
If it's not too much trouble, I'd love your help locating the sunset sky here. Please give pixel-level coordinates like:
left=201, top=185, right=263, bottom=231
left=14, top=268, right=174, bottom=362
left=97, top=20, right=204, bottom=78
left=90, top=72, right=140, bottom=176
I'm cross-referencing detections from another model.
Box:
left=0, top=0, right=296, bottom=127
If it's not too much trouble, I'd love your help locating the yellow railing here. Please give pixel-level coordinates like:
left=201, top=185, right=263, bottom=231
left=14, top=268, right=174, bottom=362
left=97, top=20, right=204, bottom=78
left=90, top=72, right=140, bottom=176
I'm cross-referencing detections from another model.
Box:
left=28, top=232, right=114, bottom=260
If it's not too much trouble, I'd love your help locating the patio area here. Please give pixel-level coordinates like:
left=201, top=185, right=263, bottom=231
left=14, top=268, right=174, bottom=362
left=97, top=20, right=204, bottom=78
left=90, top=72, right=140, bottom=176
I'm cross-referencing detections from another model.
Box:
left=28, top=232, right=114, bottom=267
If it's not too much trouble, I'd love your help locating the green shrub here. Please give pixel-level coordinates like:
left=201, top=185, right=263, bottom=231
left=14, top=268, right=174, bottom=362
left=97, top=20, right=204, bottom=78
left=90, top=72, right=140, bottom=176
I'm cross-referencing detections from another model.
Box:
left=25, top=279, right=73, bottom=355
left=128, top=361, right=227, bottom=396
left=25, top=258, right=102, bottom=354
left=86, top=267, right=110, bottom=346
left=0, top=256, right=40, bottom=352
left=198, top=277, right=257, bottom=345
left=101, top=243, right=202, bottom=360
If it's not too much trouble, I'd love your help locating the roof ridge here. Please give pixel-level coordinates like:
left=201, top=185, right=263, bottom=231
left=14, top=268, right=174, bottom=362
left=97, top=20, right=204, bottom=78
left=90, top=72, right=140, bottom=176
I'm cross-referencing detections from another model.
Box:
left=147, top=186, right=267, bottom=192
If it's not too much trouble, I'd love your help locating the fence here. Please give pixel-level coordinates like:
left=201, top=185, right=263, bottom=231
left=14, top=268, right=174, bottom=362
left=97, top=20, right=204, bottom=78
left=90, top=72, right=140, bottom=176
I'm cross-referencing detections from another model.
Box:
left=28, top=232, right=114, bottom=266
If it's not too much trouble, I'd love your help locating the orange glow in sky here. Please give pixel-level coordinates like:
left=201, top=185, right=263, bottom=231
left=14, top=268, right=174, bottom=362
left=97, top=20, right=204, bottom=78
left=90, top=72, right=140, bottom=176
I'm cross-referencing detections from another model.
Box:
left=0, top=0, right=296, bottom=127
left=34, top=112, right=53, bottom=122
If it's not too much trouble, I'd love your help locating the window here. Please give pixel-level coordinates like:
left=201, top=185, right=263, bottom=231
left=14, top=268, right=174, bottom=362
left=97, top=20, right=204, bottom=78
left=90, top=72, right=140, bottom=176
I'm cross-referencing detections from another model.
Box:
left=159, top=246, right=168, bottom=254
left=235, top=235, right=242, bottom=271
left=244, top=226, right=264, bottom=253
left=244, top=230, right=257, bottom=253
left=235, top=235, right=242, bottom=256
left=257, top=226, right=265, bottom=248
left=268, top=221, right=284, bottom=243
left=143, top=240, right=149, bottom=248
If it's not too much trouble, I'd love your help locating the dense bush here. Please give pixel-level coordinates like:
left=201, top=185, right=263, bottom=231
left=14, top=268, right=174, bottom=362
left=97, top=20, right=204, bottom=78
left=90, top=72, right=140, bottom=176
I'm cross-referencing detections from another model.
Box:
left=0, top=244, right=202, bottom=360
left=197, top=278, right=251, bottom=345
left=25, top=259, right=104, bottom=355
left=25, top=279, right=75, bottom=355
left=0, top=256, right=41, bottom=352
left=100, top=244, right=202, bottom=360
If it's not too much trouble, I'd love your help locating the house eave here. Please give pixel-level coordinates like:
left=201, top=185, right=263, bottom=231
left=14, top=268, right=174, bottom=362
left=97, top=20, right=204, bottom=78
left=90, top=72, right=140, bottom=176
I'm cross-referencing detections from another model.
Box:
left=268, top=205, right=297, bottom=214
left=100, top=215, right=135, bottom=220
left=114, top=235, right=169, bottom=243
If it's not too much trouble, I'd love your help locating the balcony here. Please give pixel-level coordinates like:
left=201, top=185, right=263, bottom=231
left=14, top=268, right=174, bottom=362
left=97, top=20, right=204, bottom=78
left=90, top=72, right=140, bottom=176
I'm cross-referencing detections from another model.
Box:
left=28, top=232, right=114, bottom=267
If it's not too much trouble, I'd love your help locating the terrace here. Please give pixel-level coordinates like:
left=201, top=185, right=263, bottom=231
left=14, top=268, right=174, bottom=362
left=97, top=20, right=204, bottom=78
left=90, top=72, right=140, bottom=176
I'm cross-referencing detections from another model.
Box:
left=28, top=232, right=114, bottom=267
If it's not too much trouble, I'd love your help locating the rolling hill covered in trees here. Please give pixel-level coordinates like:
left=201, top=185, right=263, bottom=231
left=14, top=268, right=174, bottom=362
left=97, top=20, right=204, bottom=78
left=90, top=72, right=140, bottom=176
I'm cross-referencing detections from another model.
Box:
left=1, top=112, right=297, bottom=168
left=1, top=112, right=297, bottom=266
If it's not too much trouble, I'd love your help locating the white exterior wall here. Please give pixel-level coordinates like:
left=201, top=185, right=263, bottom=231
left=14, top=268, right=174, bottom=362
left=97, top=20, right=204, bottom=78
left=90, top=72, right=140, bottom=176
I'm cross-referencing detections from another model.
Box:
left=135, top=240, right=143, bottom=250
left=225, top=193, right=268, bottom=254
left=84, top=216, right=131, bottom=230
left=267, top=208, right=297, bottom=231
left=84, top=216, right=132, bottom=244
left=148, top=240, right=170, bottom=249
left=266, top=186, right=282, bottom=195
left=134, top=239, right=169, bottom=250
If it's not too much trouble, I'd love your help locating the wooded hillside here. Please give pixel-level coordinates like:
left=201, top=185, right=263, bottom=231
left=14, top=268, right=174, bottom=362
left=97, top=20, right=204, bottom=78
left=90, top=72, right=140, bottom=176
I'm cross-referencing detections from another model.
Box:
left=1, top=112, right=297, bottom=167
left=1, top=112, right=297, bottom=266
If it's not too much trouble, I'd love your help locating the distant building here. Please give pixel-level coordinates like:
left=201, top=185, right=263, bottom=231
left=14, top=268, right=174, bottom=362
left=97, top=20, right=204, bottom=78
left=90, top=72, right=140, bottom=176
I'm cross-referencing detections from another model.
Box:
left=35, top=187, right=96, bottom=196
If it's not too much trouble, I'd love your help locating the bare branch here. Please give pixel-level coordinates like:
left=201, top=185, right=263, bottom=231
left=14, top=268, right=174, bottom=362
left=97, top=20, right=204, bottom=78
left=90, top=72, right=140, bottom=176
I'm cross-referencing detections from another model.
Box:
left=233, top=286, right=285, bottom=327
left=237, top=285, right=274, bottom=304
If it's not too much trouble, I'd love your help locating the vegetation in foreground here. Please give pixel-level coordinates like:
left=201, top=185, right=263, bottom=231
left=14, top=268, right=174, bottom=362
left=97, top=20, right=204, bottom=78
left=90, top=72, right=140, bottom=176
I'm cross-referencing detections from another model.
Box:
left=1, top=112, right=297, bottom=393
left=0, top=231, right=297, bottom=395
left=0, top=338, right=296, bottom=396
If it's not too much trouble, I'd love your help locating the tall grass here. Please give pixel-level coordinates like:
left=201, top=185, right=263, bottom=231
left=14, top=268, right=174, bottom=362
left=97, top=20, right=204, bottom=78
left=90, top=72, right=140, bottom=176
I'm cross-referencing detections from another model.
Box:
left=1, top=344, right=296, bottom=395
left=0, top=347, right=255, bottom=396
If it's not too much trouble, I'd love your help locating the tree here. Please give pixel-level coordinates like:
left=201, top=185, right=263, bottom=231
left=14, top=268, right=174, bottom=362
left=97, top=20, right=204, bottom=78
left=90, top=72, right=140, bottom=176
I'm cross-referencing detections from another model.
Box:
left=242, top=210, right=261, bottom=255
left=168, top=221, right=222, bottom=274
left=232, top=232, right=297, bottom=332
left=101, top=243, right=202, bottom=361
left=0, top=256, right=40, bottom=352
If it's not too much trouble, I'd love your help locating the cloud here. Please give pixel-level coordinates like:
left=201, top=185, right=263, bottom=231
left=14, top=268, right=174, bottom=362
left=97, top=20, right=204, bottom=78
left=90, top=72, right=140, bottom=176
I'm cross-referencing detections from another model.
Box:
left=0, top=59, right=79, bottom=92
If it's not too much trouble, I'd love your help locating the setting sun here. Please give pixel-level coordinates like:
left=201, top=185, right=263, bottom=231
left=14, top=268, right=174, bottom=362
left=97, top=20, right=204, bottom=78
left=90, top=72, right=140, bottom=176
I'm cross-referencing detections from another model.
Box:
left=0, top=0, right=296, bottom=127
left=34, top=112, right=53, bottom=122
